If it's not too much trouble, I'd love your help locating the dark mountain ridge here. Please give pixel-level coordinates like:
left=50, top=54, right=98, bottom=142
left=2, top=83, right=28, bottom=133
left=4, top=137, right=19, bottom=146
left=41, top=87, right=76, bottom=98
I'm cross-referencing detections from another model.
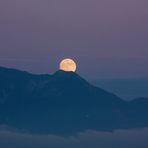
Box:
left=0, top=66, right=148, bottom=135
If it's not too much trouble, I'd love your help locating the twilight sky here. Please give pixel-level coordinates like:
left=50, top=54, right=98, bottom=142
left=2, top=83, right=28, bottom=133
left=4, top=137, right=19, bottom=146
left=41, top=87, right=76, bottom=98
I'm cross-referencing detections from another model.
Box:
left=0, top=0, right=148, bottom=79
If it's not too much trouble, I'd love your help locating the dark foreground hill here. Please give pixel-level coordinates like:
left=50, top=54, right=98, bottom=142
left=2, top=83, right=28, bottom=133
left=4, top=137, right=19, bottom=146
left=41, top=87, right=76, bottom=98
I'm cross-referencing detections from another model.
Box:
left=0, top=67, right=148, bottom=135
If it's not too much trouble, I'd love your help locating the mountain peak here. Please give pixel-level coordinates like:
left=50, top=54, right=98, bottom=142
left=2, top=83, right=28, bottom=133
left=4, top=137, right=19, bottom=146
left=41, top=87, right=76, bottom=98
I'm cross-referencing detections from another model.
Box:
left=53, top=70, right=83, bottom=80
left=0, top=66, right=148, bottom=135
left=54, top=70, right=77, bottom=75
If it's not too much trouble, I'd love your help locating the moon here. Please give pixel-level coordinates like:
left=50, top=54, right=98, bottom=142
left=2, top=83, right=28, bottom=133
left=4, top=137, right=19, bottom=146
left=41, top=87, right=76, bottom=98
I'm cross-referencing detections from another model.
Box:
left=59, top=58, right=77, bottom=72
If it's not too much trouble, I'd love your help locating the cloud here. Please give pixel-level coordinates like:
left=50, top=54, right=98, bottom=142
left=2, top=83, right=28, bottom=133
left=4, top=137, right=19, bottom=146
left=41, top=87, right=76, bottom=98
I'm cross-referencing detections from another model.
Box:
left=0, top=127, right=148, bottom=148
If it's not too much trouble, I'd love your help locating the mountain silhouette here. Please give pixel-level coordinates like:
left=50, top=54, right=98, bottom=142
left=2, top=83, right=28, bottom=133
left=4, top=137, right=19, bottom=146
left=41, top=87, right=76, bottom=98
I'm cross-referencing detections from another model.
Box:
left=0, top=66, right=148, bottom=135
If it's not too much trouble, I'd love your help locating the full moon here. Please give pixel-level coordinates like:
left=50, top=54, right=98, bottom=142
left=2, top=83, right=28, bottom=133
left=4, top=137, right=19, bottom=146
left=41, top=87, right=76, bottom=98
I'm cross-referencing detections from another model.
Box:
left=59, top=58, right=77, bottom=72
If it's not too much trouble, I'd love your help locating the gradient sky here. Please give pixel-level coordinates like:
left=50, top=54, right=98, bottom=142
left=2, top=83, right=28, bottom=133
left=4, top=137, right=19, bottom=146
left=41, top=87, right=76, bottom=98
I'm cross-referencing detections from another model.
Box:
left=0, top=0, right=148, bottom=79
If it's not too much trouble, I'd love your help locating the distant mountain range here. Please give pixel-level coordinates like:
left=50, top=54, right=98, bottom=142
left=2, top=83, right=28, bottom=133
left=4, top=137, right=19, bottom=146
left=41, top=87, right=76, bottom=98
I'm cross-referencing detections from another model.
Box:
left=0, top=67, right=148, bottom=135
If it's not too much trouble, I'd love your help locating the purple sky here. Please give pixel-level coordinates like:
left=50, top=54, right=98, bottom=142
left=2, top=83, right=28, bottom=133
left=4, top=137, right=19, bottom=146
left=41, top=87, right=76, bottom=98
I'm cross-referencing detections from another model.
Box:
left=0, top=0, right=148, bottom=79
